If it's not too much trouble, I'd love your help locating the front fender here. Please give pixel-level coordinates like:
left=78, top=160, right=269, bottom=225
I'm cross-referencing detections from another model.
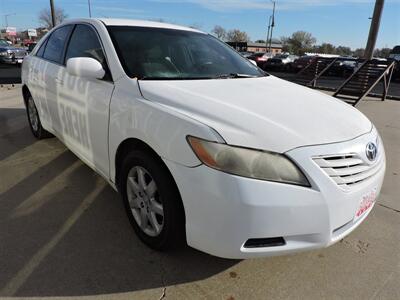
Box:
left=109, top=78, right=223, bottom=183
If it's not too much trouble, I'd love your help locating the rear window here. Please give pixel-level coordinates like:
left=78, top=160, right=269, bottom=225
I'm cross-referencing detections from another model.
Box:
left=35, top=40, right=47, bottom=57
left=43, top=25, right=73, bottom=64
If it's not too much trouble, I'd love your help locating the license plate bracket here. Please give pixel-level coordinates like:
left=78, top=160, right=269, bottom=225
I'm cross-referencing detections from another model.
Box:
left=355, top=188, right=377, bottom=220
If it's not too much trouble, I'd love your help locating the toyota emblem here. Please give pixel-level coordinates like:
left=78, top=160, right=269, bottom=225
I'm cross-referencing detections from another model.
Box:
left=366, top=142, right=377, bottom=161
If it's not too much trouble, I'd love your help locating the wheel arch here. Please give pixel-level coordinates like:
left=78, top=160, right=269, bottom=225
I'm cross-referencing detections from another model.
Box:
left=114, top=137, right=187, bottom=230
left=115, top=138, right=160, bottom=188
left=22, top=84, right=31, bottom=106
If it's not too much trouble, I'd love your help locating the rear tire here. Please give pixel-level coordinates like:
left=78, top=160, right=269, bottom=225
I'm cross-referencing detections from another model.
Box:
left=26, top=96, right=53, bottom=139
left=120, top=150, right=185, bottom=250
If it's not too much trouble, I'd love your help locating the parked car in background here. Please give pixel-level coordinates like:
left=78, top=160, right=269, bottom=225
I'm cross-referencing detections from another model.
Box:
left=263, top=54, right=298, bottom=71
left=239, top=51, right=254, bottom=58
left=23, top=39, right=36, bottom=47
left=27, top=42, right=37, bottom=53
left=0, top=39, right=12, bottom=45
left=290, top=56, right=316, bottom=73
left=0, top=39, right=27, bottom=64
left=329, top=57, right=358, bottom=77
left=389, top=45, right=400, bottom=61
left=22, top=18, right=385, bottom=259
left=247, top=52, right=273, bottom=68
left=389, top=46, right=400, bottom=81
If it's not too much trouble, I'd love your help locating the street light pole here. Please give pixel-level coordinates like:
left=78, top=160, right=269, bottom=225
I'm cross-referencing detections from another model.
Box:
left=364, top=0, right=385, bottom=59
left=3, top=13, right=16, bottom=27
left=88, top=0, right=92, bottom=17
left=49, top=0, right=56, bottom=28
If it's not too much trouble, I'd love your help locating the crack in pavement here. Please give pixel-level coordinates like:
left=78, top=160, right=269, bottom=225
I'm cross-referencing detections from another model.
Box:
left=158, top=255, right=167, bottom=300
left=378, top=203, right=400, bottom=214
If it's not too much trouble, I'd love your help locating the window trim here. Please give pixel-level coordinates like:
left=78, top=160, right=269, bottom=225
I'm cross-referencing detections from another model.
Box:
left=32, top=22, right=113, bottom=83
left=63, top=22, right=113, bottom=82
left=34, top=37, right=49, bottom=57
left=41, top=24, right=74, bottom=66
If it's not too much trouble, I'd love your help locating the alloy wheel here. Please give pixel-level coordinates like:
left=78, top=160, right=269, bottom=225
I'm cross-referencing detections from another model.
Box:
left=126, top=166, right=164, bottom=237
left=27, top=97, right=39, bottom=132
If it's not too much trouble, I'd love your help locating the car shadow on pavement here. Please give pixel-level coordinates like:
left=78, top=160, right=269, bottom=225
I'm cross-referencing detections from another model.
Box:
left=0, top=64, right=22, bottom=85
left=0, top=108, right=36, bottom=161
left=0, top=115, right=237, bottom=297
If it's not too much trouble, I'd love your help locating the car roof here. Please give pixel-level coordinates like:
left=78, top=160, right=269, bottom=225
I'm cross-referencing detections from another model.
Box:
left=62, top=18, right=205, bottom=34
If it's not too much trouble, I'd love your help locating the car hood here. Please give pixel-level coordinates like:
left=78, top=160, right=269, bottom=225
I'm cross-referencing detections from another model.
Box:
left=0, top=46, right=21, bottom=51
left=139, top=76, right=372, bottom=153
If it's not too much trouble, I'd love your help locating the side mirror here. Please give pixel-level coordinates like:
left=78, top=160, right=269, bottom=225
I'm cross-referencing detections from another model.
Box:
left=249, top=59, right=257, bottom=66
left=66, top=57, right=105, bottom=79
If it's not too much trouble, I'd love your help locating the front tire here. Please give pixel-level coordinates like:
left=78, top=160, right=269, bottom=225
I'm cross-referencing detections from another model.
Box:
left=120, top=150, right=185, bottom=250
left=26, top=96, right=52, bottom=139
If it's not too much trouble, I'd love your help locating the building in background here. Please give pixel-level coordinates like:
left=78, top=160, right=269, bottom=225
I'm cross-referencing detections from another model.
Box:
left=1, top=26, right=48, bottom=46
left=247, top=41, right=282, bottom=54
left=227, top=40, right=283, bottom=54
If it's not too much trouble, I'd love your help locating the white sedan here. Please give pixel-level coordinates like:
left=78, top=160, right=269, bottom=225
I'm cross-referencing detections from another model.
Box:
left=21, top=18, right=385, bottom=259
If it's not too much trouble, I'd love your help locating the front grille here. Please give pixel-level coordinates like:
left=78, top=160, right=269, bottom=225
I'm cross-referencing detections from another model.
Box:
left=313, top=152, right=383, bottom=190
left=10, top=49, right=27, bottom=57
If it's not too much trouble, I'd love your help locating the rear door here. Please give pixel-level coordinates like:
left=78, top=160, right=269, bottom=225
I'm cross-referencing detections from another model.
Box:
left=34, top=25, right=74, bottom=133
left=57, top=24, right=114, bottom=177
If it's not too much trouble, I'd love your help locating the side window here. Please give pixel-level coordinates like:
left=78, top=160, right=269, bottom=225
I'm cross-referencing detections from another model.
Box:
left=65, top=25, right=106, bottom=66
left=35, top=39, right=47, bottom=57
left=43, top=25, right=73, bottom=64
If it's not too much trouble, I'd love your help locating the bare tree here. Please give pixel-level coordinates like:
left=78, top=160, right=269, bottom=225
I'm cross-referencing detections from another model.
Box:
left=211, top=25, right=227, bottom=40
left=226, top=29, right=250, bottom=43
left=39, top=7, right=68, bottom=29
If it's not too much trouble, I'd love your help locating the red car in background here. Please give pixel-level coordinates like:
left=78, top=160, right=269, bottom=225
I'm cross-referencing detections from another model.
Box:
left=247, top=52, right=274, bottom=68
left=291, top=56, right=316, bottom=73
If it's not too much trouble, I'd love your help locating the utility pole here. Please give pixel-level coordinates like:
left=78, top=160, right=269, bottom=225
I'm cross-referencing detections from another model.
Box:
left=268, top=1, right=276, bottom=53
left=266, top=16, right=272, bottom=51
left=50, top=0, right=56, bottom=28
left=364, top=0, right=385, bottom=59
left=88, top=0, right=92, bottom=17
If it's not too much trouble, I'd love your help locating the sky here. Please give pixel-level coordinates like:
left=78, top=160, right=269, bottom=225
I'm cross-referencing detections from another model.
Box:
left=0, top=0, right=399, bottom=49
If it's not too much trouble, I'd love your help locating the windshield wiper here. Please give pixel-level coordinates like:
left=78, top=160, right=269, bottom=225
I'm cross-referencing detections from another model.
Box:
left=213, top=73, right=260, bottom=79
left=139, top=76, right=214, bottom=80
left=138, top=73, right=267, bottom=80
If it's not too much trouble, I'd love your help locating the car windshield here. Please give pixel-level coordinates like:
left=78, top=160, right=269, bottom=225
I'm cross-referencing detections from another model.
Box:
left=0, top=40, right=9, bottom=47
left=107, top=26, right=266, bottom=80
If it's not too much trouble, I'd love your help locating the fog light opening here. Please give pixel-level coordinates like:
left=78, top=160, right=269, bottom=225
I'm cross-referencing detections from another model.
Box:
left=244, top=237, right=286, bottom=248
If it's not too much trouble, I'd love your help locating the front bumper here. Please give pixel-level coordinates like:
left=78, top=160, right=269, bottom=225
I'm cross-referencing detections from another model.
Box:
left=0, top=56, right=24, bottom=64
left=164, top=129, right=385, bottom=259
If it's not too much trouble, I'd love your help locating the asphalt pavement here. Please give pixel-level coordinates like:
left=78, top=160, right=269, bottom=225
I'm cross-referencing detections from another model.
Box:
left=0, top=85, right=399, bottom=299
left=0, top=64, right=21, bottom=85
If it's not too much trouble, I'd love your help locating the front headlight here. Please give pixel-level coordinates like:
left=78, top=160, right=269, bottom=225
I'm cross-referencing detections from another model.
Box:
left=0, top=51, right=8, bottom=56
left=187, top=136, right=310, bottom=187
